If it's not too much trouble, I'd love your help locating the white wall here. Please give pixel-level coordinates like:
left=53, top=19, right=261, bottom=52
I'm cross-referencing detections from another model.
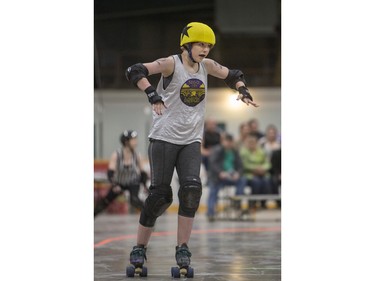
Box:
left=94, top=87, right=281, bottom=159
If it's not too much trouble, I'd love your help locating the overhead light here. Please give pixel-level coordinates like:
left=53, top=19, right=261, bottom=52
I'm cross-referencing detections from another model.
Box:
left=228, top=93, right=241, bottom=108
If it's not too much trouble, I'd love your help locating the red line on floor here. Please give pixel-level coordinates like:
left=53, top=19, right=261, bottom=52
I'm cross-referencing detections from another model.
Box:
left=94, top=226, right=281, bottom=248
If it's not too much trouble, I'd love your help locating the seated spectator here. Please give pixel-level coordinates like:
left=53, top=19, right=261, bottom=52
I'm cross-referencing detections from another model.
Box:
left=240, top=133, right=272, bottom=209
left=258, top=124, right=281, bottom=160
left=235, top=121, right=252, bottom=149
left=206, top=133, right=247, bottom=221
left=201, top=117, right=223, bottom=176
left=248, top=118, right=264, bottom=140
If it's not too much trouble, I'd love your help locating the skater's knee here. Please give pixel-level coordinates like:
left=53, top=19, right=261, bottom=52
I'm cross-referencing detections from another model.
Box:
left=139, top=185, right=173, bottom=227
left=178, top=176, right=202, bottom=217
left=104, top=187, right=121, bottom=202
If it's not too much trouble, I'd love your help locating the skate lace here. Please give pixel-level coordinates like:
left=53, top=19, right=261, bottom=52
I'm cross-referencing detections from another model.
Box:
left=176, top=247, right=192, bottom=259
left=132, top=247, right=147, bottom=261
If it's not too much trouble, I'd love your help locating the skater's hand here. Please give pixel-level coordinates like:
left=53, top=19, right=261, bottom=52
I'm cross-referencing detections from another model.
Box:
left=237, top=94, right=259, bottom=107
left=113, top=185, right=122, bottom=193
left=237, top=86, right=259, bottom=107
left=152, top=101, right=167, bottom=115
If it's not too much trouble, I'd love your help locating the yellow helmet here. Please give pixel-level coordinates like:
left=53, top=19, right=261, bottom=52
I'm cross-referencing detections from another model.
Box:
left=180, top=22, right=216, bottom=47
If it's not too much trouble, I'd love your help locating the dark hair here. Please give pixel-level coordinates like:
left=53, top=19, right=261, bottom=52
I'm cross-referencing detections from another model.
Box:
left=120, top=130, right=138, bottom=146
left=247, top=132, right=259, bottom=139
left=223, top=133, right=234, bottom=141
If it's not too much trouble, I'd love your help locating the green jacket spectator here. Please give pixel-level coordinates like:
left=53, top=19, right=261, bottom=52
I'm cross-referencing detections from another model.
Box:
left=239, top=133, right=272, bottom=209
left=240, top=144, right=271, bottom=180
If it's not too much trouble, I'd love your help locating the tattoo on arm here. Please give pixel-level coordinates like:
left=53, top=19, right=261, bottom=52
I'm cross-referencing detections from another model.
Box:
left=213, top=61, right=223, bottom=70
left=156, top=58, right=167, bottom=65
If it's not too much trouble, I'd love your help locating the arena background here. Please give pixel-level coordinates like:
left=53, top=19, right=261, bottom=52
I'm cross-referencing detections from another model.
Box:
left=2, top=1, right=375, bottom=281
left=93, top=0, right=282, bottom=217
left=94, top=0, right=281, bottom=158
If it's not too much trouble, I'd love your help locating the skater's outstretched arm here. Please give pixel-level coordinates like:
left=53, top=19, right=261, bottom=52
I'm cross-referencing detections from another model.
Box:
left=203, top=58, right=259, bottom=107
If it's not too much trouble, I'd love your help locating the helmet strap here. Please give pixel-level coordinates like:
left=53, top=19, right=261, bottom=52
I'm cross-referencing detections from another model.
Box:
left=186, top=43, right=197, bottom=64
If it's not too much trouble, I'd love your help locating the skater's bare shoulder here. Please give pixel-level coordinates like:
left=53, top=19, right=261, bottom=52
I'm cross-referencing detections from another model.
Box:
left=203, top=58, right=229, bottom=79
left=143, top=56, right=174, bottom=77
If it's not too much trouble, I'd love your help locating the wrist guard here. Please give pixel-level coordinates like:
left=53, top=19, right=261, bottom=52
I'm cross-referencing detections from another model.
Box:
left=145, top=86, right=163, bottom=104
left=238, top=86, right=253, bottom=102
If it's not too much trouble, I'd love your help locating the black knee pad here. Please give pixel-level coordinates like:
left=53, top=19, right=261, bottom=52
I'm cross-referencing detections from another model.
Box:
left=139, top=185, right=173, bottom=227
left=178, top=176, right=202, bottom=217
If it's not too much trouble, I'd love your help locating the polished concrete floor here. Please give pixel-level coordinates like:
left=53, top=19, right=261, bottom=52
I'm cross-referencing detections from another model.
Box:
left=94, top=210, right=281, bottom=281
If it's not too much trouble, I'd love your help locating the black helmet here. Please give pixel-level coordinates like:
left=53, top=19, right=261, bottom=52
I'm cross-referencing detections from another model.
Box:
left=120, top=130, right=138, bottom=145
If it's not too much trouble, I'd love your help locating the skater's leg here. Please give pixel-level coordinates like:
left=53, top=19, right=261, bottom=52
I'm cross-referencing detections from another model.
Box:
left=139, top=183, right=173, bottom=224
left=136, top=224, right=153, bottom=246
left=94, top=185, right=122, bottom=217
left=175, top=142, right=202, bottom=244
left=129, top=244, right=147, bottom=267
left=175, top=243, right=192, bottom=268
left=177, top=215, right=194, bottom=246
left=131, top=140, right=178, bottom=250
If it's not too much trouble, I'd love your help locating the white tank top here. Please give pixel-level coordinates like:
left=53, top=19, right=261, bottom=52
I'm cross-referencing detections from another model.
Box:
left=148, top=55, right=208, bottom=145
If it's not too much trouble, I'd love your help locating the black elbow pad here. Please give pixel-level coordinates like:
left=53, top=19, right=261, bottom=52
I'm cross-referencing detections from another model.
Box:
left=224, top=69, right=247, bottom=90
left=125, top=63, right=149, bottom=87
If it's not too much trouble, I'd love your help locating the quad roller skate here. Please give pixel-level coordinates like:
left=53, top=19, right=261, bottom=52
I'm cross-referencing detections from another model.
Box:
left=126, top=245, right=148, bottom=277
left=171, top=243, right=194, bottom=278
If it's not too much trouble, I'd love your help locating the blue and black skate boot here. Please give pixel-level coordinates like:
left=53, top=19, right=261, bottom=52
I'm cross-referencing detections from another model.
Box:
left=171, top=243, right=194, bottom=278
left=126, top=245, right=147, bottom=277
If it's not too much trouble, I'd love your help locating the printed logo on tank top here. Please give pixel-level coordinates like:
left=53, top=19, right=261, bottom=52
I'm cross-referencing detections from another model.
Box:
left=180, top=78, right=206, bottom=107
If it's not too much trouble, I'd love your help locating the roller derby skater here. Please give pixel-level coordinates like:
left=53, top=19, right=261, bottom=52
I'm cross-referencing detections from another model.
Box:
left=94, top=130, right=148, bottom=217
left=125, top=21, right=259, bottom=278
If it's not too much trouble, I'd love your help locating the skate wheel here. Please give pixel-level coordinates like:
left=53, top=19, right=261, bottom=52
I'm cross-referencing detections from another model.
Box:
left=180, top=268, right=187, bottom=275
left=140, top=266, right=148, bottom=277
left=186, top=267, right=194, bottom=278
left=171, top=266, right=181, bottom=278
left=126, top=266, right=135, bottom=277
